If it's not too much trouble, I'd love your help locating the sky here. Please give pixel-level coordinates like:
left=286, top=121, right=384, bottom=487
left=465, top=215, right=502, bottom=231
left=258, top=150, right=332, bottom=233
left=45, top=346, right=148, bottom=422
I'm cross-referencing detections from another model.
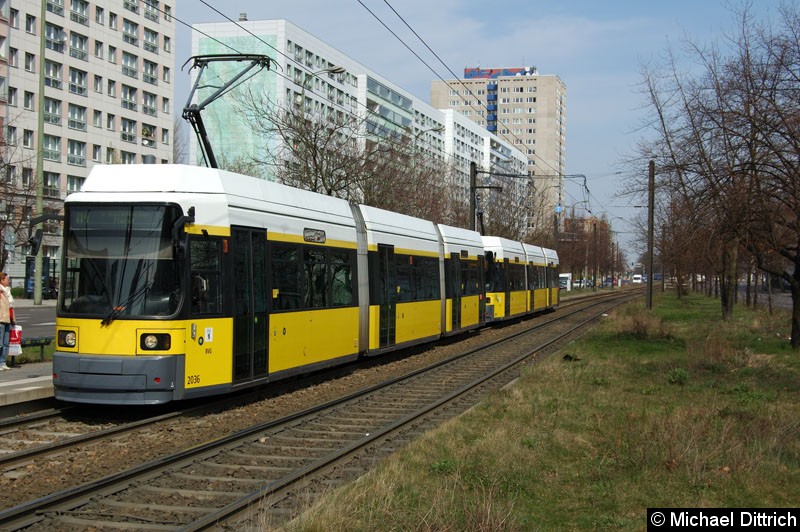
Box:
left=173, top=0, right=786, bottom=259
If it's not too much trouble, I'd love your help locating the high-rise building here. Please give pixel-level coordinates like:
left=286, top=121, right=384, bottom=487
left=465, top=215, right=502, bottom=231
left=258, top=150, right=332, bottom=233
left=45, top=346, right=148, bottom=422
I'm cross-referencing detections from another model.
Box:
left=1, top=0, right=176, bottom=285
left=190, top=18, right=528, bottom=230
left=431, top=67, right=567, bottom=236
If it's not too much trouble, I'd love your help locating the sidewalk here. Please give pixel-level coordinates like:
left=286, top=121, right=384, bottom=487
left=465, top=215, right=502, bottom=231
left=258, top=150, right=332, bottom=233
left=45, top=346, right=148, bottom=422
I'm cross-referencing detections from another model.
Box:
left=0, top=361, right=54, bottom=409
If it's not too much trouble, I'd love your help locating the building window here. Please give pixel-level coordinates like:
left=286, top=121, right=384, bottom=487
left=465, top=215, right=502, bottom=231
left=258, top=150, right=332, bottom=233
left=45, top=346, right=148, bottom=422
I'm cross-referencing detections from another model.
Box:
left=142, top=91, right=157, bottom=116
left=123, top=19, right=138, bottom=46
left=23, top=130, right=34, bottom=148
left=45, top=23, right=65, bottom=52
left=108, top=45, right=117, bottom=63
left=122, top=85, right=137, bottom=110
left=22, top=167, right=33, bottom=187
left=122, top=52, right=138, bottom=78
left=95, top=6, right=104, bottom=24
left=143, top=60, right=157, bottom=85
left=68, top=104, right=87, bottom=131
left=160, top=128, right=169, bottom=145
left=67, top=140, right=87, bottom=166
left=7, top=87, right=16, bottom=106
left=92, top=145, right=101, bottom=162
left=70, top=0, right=89, bottom=25
left=106, top=147, right=115, bottom=163
left=107, top=79, right=116, bottom=97
left=144, top=0, right=159, bottom=22
left=24, top=52, right=35, bottom=72
left=44, top=97, right=62, bottom=125
left=94, top=40, right=103, bottom=59
left=163, top=35, right=171, bottom=53
left=69, top=32, right=88, bottom=61
left=8, top=48, right=17, bottom=68
left=162, top=66, right=170, bottom=83
left=121, top=118, right=137, bottom=143
left=67, top=175, right=85, bottom=194
left=93, top=74, right=102, bottom=92
left=106, top=113, right=115, bottom=131
left=23, top=91, right=34, bottom=110
left=161, top=97, right=170, bottom=114
left=93, top=109, right=102, bottom=127
left=43, top=172, right=60, bottom=197
left=124, top=0, right=139, bottom=14
left=109, top=12, right=117, bottom=29
left=6, top=127, right=16, bottom=146
left=142, top=123, right=155, bottom=146
left=47, top=0, right=66, bottom=16
left=10, top=8, right=18, bottom=28
left=43, top=135, right=61, bottom=161
left=121, top=151, right=136, bottom=164
left=143, top=28, right=158, bottom=54
left=69, top=68, right=88, bottom=96
left=25, top=14, right=36, bottom=34
left=44, top=60, right=62, bottom=89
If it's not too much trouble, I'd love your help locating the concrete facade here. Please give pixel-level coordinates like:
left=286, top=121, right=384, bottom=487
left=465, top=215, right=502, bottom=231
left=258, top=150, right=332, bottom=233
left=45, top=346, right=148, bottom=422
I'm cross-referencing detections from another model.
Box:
left=430, top=67, right=567, bottom=234
left=2, top=0, right=176, bottom=284
left=190, top=18, right=528, bottom=227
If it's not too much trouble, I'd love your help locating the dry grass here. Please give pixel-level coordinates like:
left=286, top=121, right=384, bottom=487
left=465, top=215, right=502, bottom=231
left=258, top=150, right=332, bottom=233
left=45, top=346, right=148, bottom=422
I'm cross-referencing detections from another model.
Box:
left=284, top=292, right=800, bottom=531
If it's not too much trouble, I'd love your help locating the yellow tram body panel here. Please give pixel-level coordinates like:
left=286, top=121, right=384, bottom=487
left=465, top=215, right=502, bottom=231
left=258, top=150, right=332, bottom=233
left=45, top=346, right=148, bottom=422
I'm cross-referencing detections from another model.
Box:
left=532, top=288, right=549, bottom=312
left=268, top=307, right=360, bottom=374
left=460, top=294, right=481, bottom=328
left=396, top=300, right=440, bottom=343
left=550, top=287, right=560, bottom=307
left=56, top=317, right=235, bottom=389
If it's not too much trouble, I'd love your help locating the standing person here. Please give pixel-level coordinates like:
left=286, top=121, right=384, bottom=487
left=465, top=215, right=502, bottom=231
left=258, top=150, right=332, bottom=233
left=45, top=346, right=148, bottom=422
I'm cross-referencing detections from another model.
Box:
left=0, top=272, right=13, bottom=370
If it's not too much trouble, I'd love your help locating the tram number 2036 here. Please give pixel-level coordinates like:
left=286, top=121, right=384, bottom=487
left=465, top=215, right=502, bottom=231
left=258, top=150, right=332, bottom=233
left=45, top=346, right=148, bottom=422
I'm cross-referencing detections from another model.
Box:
left=187, top=375, right=201, bottom=385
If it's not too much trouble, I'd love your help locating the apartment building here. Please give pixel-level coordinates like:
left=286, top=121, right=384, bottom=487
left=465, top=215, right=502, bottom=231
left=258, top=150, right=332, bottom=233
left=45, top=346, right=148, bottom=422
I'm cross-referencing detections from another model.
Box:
left=190, top=18, right=527, bottom=226
left=1, top=0, right=176, bottom=283
left=431, top=67, right=567, bottom=234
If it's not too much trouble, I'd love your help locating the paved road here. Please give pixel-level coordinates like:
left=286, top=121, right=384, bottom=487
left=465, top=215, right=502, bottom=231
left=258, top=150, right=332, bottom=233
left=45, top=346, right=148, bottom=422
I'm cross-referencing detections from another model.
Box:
left=9, top=299, right=56, bottom=339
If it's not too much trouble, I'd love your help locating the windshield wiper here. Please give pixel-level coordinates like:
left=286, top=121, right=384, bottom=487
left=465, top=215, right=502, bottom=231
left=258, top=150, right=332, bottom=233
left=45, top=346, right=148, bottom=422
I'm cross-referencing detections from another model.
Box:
left=101, top=282, right=152, bottom=326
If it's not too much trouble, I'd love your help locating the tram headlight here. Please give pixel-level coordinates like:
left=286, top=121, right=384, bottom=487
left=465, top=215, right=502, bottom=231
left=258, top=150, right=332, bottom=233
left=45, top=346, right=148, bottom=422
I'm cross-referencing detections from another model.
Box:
left=140, top=333, right=171, bottom=351
left=58, top=330, right=77, bottom=348
left=143, top=335, right=159, bottom=349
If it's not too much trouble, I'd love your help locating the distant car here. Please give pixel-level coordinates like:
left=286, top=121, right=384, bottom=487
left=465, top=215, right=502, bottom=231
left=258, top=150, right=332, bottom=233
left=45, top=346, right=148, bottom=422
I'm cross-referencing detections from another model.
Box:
left=653, top=273, right=662, bottom=281
left=632, top=274, right=643, bottom=283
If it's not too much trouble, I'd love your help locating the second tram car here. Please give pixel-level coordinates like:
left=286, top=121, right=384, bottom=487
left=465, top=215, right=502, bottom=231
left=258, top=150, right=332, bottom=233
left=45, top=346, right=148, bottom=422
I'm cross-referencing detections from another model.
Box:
left=53, top=165, right=559, bottom=405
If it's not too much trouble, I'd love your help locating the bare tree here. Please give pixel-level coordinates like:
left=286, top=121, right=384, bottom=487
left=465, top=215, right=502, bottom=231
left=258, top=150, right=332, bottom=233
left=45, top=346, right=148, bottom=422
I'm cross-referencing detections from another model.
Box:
left=172, top=115, right=189, bottom=164
left=635, top=3, right=800, bottom=347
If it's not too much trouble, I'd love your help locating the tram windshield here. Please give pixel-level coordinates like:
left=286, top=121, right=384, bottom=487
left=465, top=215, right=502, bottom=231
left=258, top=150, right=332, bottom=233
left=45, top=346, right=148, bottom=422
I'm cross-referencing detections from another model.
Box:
left=59, top=204, right=183, bottom=320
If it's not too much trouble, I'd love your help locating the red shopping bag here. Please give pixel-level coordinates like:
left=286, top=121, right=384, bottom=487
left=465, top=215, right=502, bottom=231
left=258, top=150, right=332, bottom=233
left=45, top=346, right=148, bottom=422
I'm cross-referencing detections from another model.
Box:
left=9, top=325, right=21, bottom=345
left=8, top=325, right=22, bottom=357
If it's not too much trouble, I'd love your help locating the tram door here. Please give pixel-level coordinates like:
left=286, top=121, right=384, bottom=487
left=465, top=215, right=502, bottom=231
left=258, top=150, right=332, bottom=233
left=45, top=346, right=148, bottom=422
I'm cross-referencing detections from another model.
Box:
left=450, top=252, right=462, bottom=331
left=504, top=258, right=511, bottom=318
left=377, top=244, right=396, bottom=348
left=231, top=227, right=268, bottom=382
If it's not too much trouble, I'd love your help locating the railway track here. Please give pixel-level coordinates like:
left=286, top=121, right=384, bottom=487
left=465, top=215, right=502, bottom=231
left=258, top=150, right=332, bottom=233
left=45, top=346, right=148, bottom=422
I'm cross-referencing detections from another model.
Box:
left=0, top=290, right=638, bottom=530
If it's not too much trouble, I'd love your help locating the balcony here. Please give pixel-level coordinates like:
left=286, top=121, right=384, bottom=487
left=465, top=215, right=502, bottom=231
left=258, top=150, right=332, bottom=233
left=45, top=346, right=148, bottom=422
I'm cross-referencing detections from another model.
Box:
left=121, top=132, right=137, bottom=143
left=43, top=150, right=61, bottom=162
left=69, top=11, right=88, bottom=26
left=44, top=77, right=62, bottom=89
left=69, top=83, right=87, bottom=96
left=67, top=155, right=86, bottom=166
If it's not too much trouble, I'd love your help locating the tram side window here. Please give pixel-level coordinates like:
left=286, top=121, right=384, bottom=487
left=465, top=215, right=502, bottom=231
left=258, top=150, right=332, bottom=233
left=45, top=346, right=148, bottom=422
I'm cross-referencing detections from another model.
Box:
left=463, top=260, right=480, bottom=296
left=304, top=248, right=327, bottom=308
left=189, top=239, right=222, bottom=315
left=416, top=256, right=440, bottom=300
left=271, top=244, right=355, bottom=311
left=508, top=263, right=526, bottom=291
left=271, top=245, right=302, bottom=310
left=331, top=251, right=354, bottom=306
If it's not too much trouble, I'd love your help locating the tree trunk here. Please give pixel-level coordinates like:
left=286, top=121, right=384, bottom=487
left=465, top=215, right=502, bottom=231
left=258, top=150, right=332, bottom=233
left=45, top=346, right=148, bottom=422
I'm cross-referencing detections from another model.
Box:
left=719, top=238, right=738, bottom=320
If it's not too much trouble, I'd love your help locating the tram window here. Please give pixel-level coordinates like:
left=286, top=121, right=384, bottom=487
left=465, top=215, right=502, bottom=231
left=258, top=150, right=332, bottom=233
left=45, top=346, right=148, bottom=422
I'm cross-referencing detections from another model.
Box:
left=330, top=251, right=353, bottom=306
left=271, top=245, right=301, bottom=310
left=189, top=239, right=222, bottom=315
left=304, top=248, right=327, bottom=308
left=416, top=257, right=440, bottom=300
left=395, top=257, right=413, bottom=302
